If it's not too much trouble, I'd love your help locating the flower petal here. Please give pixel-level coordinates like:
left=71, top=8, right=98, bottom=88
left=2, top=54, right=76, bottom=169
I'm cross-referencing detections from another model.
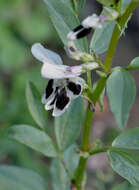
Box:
left=45, top=95, right=56, bottom=110
left=52, top=88, right=71, bottom=117
left=31, top=43, right=63, bottom=65
left=82, top=14, right=102, bottom=29
left=41, top=62, right=82, bottom=79
left=66, top=77, right=84, bottom=99
left=67, top=25, right=91, bottom=40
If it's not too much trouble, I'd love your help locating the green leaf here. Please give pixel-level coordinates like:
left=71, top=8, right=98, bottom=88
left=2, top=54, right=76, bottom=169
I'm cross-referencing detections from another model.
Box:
left=63, top=144, right=80, bottom=173
left=26, top=82, right=47, bottom=129
left=90, top=21, right=115, bottom=54
left=108, top=150, right=139, bottom=186
left=43, top=0, right=87, bottom=52
left=50, top=158, right=70, bottom=190
left=106, top=69, right=136, bottom=129
left=0, top=165, right=47, bottom=190
left=111, top=181, right=139, bottom=190
left=55, top=97, right=84, bottom=151
left=50, top=144, right=79, bottom=190
left=8, top=125, right=57, bottom=157
left=96, top=0, right=116, bottom=7
left=118, top=0, right=132, bottom=14
left=126, top=57, right=139, bottom=70
left=112, top=127, right=139, bottom=150
left=78, top=0, right=86, bottom=10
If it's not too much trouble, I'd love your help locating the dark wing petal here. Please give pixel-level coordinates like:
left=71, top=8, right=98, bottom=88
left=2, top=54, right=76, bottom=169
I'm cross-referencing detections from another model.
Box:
left=67, top=82, right=81, bottom=95
left=45, top=79, right=54, bottom=99
left=56, top=88, right=70, bottom=110
left=52, top=88, right=70, bottom=117
left=76, top=27, right=92, bottom=39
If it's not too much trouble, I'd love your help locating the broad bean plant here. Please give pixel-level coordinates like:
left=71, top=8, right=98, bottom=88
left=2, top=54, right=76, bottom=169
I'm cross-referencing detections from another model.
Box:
left=2, top=0, right=139, bottom=190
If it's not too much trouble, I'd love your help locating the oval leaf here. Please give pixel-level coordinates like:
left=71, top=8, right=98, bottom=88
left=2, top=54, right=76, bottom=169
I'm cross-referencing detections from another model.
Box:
left=43, top=0, right=87, bottom=52
left=111, top=181, right=139, bottom=190
left=106, top=69, right=136, bottom=129
left=108, top=150, right=139, bottom=186
left=26, top=81, right=47, bottom=129
left=55, top=97, right=84, bottom=151
left=90, top=21, right=115, bottom=54
left=112, top=127, right=139, bottom=150
left=0, top=165, right=47, bottom=190
left=50, top=158, right=70, bottom=190
left=127, top=57, right=139, bottom=70
left=97, top=0, right=116, bottom=7
left=50, top=144, right=79, bottom=190
left=8, top=125, right=57, bottom=157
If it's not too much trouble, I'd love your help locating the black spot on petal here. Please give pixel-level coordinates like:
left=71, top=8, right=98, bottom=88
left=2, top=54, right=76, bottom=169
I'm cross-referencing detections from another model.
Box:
left=56, top=88, right=70, bottom=110
left=67, top=82, right=81, bottom=95
left=45, top=79, right=54, bottom=99
left=73, top=25, right=84, bottom=32
left=76, top=27, right=92, bottom=39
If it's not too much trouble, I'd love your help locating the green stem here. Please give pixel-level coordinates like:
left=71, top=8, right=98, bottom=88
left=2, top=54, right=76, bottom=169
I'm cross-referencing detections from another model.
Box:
left=75, top=106, right=94, bottom=189
left=87, top=71, right=92, bottom=89
left=74, top=4, right=139, bottom=189
left=89, top=147, right=108, bottom=156
left=92, top=3, right=138, bottom=104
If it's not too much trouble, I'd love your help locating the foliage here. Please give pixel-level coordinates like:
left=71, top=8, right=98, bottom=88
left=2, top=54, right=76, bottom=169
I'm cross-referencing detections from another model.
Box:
left=0, top=0, right=139, bottom=190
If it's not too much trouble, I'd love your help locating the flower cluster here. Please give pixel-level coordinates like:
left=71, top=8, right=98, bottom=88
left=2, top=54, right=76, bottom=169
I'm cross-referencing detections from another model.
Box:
left=31, top=43, right=98, bottom=116
left=31, top=8, right=118, bottom=117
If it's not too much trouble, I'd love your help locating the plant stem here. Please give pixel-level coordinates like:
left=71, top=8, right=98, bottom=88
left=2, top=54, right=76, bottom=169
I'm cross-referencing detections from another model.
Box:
left=92, top=3, right=138, bottom=104
left=75, top=105, right=94, bottom=189
left=89, top=147, right=108, bottom=156
left=74, top=4, right=138, bottom=189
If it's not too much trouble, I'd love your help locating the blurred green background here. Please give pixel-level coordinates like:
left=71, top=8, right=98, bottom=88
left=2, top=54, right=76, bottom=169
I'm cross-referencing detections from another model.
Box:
left=0, top=0, right=139, bottom=189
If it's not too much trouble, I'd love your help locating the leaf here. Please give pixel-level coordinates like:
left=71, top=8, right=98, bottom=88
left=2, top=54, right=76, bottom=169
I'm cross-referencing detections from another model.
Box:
left=106, top=69, right=136, bottom=129
left=55, top=97, right=84, bottom=151
left=50, top=158, right=70, bottom=190
left=50, top=144, right=79, bottom=190
left=0, top=165, right=47, bottom=190
left=118, top=0, right=132, bottom=14
left=112, top=127, right=139, bottom=150
left=78, top=0, right=86, bottom=10
left=108, top=150, right=139, bottom=186
left=90, top=21, right=115, bottom=54
left=63, top=144, right=80, bottom=173
left=126, top=57, right=139, bottom=70
left=43, top=0, right=87, bottom=52
left=8, top=125, right=57, bottom=157
left=111, top=181, right=139, bottom=190
left=96, top=0, right=116, bottom=7
left=26, top=81, right=47, bottom=129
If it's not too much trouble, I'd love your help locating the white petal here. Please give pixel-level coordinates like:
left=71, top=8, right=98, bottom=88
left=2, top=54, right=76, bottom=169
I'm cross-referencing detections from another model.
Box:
left=67, top=31, right=77, bottom=41
left=44, top=91, right=57, bottom=110
left=31, top=43, right=63, bottom=65
left=41, top=63, right=81, bottom=79
left=82, top=14, right=102, bottom=29
left=52, top=98, right=71, bottom=117
left=65, top=41, right=84, bottom=61
left=42, top=93, right=47, bottom=104
left=45, top=101, right=54, bottom=110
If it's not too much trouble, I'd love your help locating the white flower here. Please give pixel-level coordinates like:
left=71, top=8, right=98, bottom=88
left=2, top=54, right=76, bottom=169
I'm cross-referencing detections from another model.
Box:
left=31, top=43, right=98, bottom=117
left=82, top=14, right=103, bottom=29
left=65, top=40, right=96, bottom=63
left=67, top=14, right=103, bottom=41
